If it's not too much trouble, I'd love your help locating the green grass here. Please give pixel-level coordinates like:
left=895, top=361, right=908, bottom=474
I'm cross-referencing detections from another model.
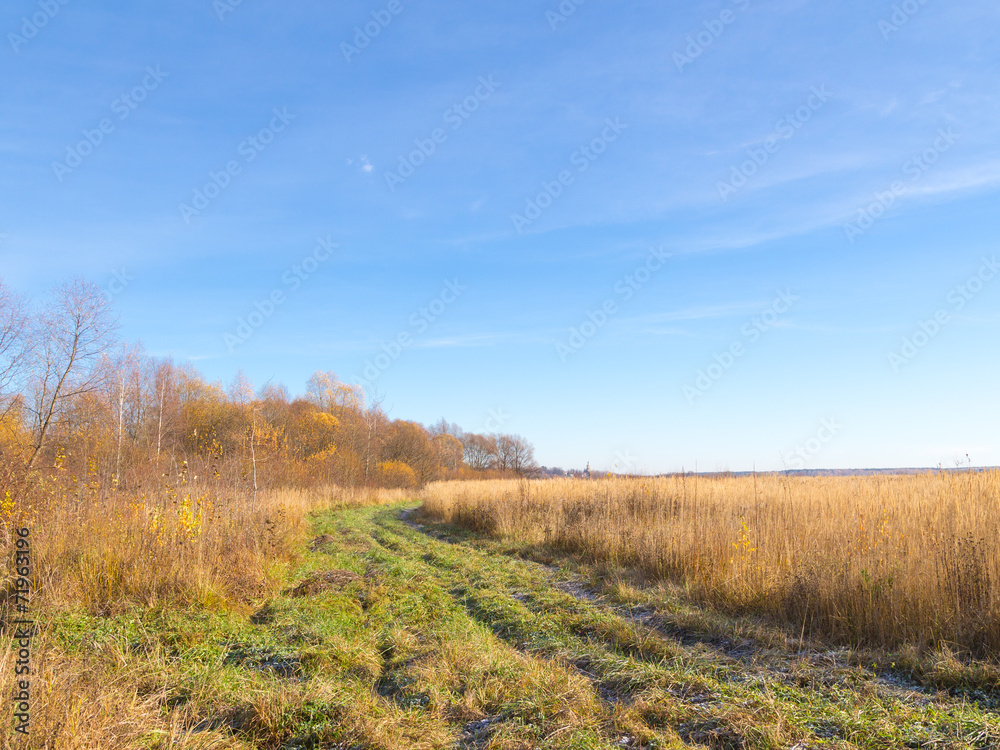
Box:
left=43, top=502, right=1000, bottom=749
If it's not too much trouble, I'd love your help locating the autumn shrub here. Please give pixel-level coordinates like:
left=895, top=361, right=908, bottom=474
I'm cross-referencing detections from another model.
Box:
left=377, top=460, right=418, bottom=490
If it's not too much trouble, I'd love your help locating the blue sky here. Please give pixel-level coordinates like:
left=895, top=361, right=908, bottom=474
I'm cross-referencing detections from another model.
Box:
left=2, top=0, right=998, bottom=472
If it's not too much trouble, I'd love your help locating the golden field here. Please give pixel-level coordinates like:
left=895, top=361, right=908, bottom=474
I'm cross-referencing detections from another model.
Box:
left=1, top=482, right=409, bottom=614
left=0, top=484, right=407, bottom=748
left=419, top=472, right=1000, bottom=657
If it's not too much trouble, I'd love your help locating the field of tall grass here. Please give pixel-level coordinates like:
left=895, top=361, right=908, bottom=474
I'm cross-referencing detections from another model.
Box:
left=2, top=481, right=409, bottom=614
left=419, top=472, right=1000, bottom=658
left=0, top=481, right=408, bottom=747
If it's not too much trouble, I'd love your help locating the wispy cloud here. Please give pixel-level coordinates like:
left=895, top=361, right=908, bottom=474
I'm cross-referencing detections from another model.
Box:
left=905, top=161, right=1000, bottom=198
left=778, top=322, right=898, bottom=335
left=414, top=330, right=556, bottom=349
left=639, top=326, right=700, bottom=338
left=630, top=304, right=762, bottom=324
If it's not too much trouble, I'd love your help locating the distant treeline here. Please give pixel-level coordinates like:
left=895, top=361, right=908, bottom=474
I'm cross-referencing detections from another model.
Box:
left=0, top=277, right=538, bottom=502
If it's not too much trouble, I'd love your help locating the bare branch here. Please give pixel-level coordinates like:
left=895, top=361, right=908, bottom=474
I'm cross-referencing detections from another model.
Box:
left=25, top=278, right=119, bottom=472
left=0, top=278, right=31, bottom=418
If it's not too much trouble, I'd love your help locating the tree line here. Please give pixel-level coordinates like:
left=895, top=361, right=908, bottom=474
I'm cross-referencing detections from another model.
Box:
left=0, top=277, right=538, bottom=503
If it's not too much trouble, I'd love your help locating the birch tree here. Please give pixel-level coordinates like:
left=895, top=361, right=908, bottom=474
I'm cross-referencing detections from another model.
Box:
left=26, top=279, right=118, bottom=473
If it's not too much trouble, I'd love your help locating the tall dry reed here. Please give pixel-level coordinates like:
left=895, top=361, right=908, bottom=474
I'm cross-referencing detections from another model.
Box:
left=420, top=473, right=1000, bottom=656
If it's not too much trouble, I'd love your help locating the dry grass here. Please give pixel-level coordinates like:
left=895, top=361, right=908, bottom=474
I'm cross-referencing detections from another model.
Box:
left=420, top=472, right=1000, bottom=657
left=3, top=498, right=999, bottom=749
left=1, top=482, right=408, bottom=614
left=0, top=633, right=251, bottom=750
left=0, top=482, right=408, bottom=749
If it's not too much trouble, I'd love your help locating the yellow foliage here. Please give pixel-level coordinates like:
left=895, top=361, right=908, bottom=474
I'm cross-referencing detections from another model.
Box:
left=0, top=491, right=13, bottom=521
left=377, top=460, right=417, bottom=490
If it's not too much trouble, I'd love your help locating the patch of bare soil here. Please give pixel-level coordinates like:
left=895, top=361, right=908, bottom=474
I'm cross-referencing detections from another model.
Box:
left=308, top=534, right=339, bottom=552
left=289, top=570, right=363, bottom=597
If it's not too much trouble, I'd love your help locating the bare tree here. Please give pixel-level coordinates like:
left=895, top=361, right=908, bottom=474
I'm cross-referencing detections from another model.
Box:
left=151, top=358, right=178, bottom=457
left=101, top=342, right=146, bottom=487
left=228, top=370, right=255, bottom=408
left=25, top=279, right=118, bottom=473
left=0, top=279, right=31, bottom=422
left=427, top=418, right=464, bottom=439
left=462, top=433, right=497, bottom=471
left=307, top=371, right=362, bottom=413
left=432, top=433, right=464, bottom=471
left=494, top=434, right=514, bottom=473
left=361, top=385, right=387, bottom=485
left=259, top=381, right=289, bottom=407
left=506, top=434, right=538, bottom=477
left=229, top=371, right=259, bottom=509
